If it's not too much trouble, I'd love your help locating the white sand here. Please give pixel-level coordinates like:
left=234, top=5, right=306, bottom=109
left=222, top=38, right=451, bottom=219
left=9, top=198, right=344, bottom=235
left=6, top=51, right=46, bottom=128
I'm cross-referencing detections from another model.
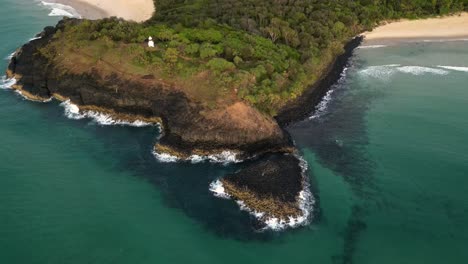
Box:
left=364, top=13, right=468, bottom=42
left=53, top=0, right=155, bottom=22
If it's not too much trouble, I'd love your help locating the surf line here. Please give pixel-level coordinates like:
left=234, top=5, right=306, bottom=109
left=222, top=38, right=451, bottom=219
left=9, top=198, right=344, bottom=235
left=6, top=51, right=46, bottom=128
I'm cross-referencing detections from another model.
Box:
left=40, top=1, right=82, bottom=18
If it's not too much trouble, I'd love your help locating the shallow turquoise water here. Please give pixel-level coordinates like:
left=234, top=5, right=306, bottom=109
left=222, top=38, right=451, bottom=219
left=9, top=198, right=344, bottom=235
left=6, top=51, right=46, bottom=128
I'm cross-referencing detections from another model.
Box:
left=1, top=1, right=468, bottom=263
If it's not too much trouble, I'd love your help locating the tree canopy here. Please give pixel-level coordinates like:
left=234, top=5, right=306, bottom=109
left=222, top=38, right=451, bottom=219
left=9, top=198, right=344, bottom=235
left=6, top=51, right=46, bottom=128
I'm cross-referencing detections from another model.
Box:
left=46, top=0, right=468, bottom=114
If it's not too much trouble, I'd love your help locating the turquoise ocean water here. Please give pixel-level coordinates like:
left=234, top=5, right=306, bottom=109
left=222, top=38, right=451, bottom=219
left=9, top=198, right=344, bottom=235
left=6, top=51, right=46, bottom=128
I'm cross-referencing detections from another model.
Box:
left=1, top=1, right=468, bottom=263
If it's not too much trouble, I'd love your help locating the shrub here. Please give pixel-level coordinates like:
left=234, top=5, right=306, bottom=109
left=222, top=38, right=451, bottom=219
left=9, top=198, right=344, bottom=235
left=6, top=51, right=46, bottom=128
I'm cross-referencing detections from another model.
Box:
left=206, top=58, right=236, bottom=72
left=164, top=48, right=179, bottom=65
left=199, top=43, right=219, bottom=59
left=185, top=43, right=200, bottom=56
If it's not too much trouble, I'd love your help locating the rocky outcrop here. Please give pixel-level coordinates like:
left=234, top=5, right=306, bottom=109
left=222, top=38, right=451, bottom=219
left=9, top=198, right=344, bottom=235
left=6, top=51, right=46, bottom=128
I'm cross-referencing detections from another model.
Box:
left=218, top=153, right=313, bottom=229
left=222, top=154, right=304, bottom=214
left=7, top=22, right=292, bottom=159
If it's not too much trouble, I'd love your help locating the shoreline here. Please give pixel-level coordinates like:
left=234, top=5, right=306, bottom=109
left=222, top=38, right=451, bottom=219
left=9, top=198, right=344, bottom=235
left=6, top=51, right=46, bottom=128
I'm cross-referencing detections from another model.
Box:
left=363, top=13, right=468, bottom=44
left=43, top=0, right=108, bottom=20
left=47, top=0, right=154, bottom=22
left=275, top=36, right=363, bottom=126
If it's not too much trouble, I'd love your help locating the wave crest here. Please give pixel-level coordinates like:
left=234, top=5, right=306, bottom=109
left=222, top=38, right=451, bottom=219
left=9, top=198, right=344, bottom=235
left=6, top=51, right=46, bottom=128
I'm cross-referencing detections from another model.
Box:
left=359, top=64, right=449, bottom=80
left=309, top=66, right=350, bottom=120
left=40, top=1, right=81, bottom=18
left=437, top=65, right=468, bottom=73
left=0, top=76, right=16, bottom=89
left=359, top=45, right=388, bottom=49
left=208, top=180, right=230, bottom=199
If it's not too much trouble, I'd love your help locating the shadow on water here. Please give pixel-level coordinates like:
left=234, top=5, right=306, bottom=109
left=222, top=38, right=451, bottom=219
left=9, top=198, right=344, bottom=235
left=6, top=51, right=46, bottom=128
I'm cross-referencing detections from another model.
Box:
left=287, top=57, right=384, bottom=263
left=288, top=57, right=380, bottom=198
left=48, top=111, right=300, bottom=241
left=89, top=125, right=281, bottom=241
left=4, top=88, right=316, bottom=242
left=5, top=55, right=378, bottom=245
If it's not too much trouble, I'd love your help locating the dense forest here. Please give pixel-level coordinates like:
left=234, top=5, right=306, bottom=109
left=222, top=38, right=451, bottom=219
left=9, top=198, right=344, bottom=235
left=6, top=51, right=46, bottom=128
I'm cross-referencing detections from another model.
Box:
left=44, top=0, right=468, bottom=114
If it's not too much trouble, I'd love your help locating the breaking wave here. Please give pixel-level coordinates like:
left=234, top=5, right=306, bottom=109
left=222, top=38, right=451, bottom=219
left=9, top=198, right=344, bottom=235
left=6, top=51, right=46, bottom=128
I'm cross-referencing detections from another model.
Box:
left=359, top=64, right=449, bottom=80
left=437, top=66, right=468, bottom=73
left=60, top=100, right=157, bottom=127
left=0, top=76, right=53, bottom=102
left=309, top=89, right=334, bottom=120
left=397, top=66, right=448, bottom=75
left=209, top=155, right=315, bottom=231
left=208, top=180, right=230, bottom=199
left=0, top=76, right=16, bottom=89
left=152, top=149, right=242, bottom=165
left=40, top=1, right=81, bottom=18
left=423, top=38, right=468, bottom=43
left=4, top=52, right=15, bottom=61
left=309, top=66, right=349, bottom=120
left=1, top=76, right=53, bottom=102
left=359, top=45, right=388, bottom=49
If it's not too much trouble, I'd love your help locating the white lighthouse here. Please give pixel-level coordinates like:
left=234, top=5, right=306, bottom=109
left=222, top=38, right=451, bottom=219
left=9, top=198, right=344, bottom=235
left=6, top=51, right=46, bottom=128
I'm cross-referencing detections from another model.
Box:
left=148, top=36, right=155, bottom=48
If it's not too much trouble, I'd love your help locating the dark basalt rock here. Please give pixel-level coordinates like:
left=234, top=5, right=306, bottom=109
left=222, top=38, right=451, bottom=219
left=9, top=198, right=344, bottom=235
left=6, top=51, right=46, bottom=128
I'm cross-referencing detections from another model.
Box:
left=275, top=36, right=363, bottom=126
left=224, top=154, right=303, bottom=203
left=220, top=154, right=308, bottom=220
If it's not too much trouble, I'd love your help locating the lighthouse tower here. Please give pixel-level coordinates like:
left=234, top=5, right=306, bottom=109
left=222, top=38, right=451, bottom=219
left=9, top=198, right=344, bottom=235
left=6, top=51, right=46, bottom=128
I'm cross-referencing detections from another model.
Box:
left=148, top=36, right=155, bottom=48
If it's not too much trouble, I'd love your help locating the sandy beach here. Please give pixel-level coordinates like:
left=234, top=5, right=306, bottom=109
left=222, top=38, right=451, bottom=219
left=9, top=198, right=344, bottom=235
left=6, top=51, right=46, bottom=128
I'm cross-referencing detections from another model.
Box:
left=364, top=13, right=468, bottom=43
left=50, top=0, right=155, bottom=22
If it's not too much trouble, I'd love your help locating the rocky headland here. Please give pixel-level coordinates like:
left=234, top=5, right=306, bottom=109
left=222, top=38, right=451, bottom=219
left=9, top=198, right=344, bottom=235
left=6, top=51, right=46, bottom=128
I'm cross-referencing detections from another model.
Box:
left=6, top=19, right=360, bottom=229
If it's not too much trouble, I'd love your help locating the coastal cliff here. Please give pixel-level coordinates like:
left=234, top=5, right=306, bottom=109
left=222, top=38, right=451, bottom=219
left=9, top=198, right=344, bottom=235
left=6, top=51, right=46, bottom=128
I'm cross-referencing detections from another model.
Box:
left=7, top=22, right=292, bottom=160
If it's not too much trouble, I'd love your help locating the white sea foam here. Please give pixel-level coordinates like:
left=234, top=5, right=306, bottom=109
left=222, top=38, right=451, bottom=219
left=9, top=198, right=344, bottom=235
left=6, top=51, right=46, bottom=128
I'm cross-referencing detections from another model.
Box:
left=59, top=100, right=156, bottom=127
left=209, top=154, right=315, bottom=231
left=359, top=64, right=449, bottom=80
left=153, top=149, right=242, bottom=164
left=437, top=66, right=468, bottom=73
left=40, top=1, right=81, bottom=18
left=0, top=76, right=53, bottom=102
left=423, top=38, right=468, bottom=43
left=205, top=151, right=242, bottom=164
left=0, top=76, right=16, bottom=89
left=16, top=90, right=53, bottom=103
left=4, top=52, right=15, bottom=61
left=359, top=45, right=388, bottom=49
left=152, top=150, right=179, bottom=163
left=309, top=89, right=334, bottom=120
left=208, top=180, right=230, bottom=199
left=396, top=66, right=448, bottom=75
left=309, top=66, right=349, bottom=120
left=29, top=36, right=42, bottom=42
left=358, top=64, right=400, bottom=80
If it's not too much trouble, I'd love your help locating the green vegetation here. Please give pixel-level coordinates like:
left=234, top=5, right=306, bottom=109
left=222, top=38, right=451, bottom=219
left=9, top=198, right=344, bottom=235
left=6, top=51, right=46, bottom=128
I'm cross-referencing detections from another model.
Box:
left=43, top=0, right=468, bottom=114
